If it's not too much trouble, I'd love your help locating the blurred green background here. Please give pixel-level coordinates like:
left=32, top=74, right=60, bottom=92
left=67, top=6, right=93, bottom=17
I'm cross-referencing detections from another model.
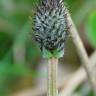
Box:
left=0, top=0, right=96, bottom=96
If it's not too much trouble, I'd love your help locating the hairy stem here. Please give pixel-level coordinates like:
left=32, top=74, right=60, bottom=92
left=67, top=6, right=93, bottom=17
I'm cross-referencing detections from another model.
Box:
left=47, top=58, right=58, bottom=96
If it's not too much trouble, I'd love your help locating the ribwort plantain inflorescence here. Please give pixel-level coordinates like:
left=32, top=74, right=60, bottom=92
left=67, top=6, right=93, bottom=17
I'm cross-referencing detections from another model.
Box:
left=33, top=0, right=69, bottom=58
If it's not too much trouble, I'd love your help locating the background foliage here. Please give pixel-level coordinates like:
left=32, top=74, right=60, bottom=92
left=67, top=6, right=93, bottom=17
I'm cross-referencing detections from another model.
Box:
left=0, top=0, right=96, bottom=95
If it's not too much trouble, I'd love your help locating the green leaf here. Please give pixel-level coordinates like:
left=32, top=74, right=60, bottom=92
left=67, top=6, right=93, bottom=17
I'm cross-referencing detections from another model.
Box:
left=53, top=49, right=64, bottom=58
left=0, top=32, right=12, bottom=59
left=73, top=82, right=93, bottom=96
left=42, top=47, right=64, bottom=59
left=42, top=47, right=53, bottom=58
left=85, top=11, right=96, bottom=48
left=0, top=62, right=45, bottom=77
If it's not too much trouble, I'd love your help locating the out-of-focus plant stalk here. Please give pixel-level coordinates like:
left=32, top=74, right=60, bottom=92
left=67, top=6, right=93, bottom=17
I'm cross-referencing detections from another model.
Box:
left=47, top=58, right=58, bottom=96
left=66, top=12, right=96, bottom=95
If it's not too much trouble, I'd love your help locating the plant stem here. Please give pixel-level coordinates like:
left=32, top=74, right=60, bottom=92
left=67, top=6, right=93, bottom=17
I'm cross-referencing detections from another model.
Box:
left=47, top=57, right=58, bottom=96
left=67, top=13, right=96, bottom=95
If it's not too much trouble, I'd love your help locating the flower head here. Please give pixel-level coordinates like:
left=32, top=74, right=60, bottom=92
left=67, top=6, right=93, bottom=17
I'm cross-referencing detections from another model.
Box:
left=34, top=0, right=69, bottom=58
